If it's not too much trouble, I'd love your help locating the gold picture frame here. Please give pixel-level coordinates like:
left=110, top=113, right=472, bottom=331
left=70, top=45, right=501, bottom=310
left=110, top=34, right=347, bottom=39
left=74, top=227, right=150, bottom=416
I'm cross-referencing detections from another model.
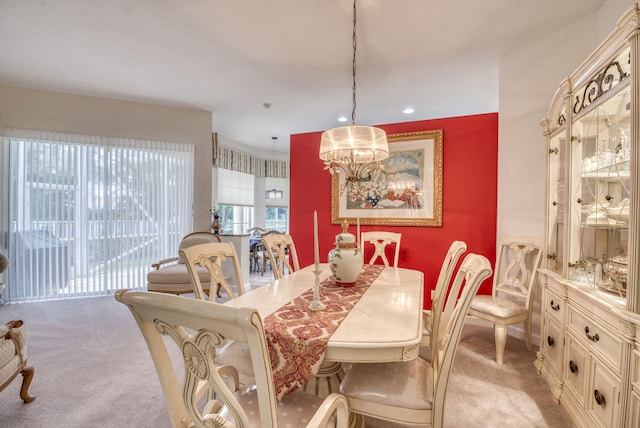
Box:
left=331, top=130, right=443, bottom=226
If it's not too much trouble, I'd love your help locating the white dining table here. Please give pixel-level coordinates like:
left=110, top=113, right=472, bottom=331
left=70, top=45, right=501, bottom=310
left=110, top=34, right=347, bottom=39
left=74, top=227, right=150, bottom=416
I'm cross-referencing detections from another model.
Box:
left=223, top=263, right=424, bottom=363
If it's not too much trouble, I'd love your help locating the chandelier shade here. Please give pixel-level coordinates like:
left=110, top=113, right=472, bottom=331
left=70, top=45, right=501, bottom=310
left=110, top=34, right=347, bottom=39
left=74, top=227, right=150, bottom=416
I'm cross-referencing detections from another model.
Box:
left=319, top=125, right=389, bottom=164
left=318, top=0, right=389, bottom=194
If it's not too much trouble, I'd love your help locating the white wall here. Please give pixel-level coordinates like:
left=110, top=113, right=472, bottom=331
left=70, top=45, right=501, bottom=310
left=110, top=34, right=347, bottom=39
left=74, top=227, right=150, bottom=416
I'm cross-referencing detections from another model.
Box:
left=498, top=14, right=602, bottom=239
left=496, top=0, right=636, bottom=344
left=0, top=85, right=213, bottom=231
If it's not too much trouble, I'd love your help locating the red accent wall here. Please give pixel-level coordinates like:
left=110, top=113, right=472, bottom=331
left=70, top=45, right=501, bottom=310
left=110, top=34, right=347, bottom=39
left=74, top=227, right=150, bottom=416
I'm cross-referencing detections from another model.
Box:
left=290, top=113, right=498, bottom=308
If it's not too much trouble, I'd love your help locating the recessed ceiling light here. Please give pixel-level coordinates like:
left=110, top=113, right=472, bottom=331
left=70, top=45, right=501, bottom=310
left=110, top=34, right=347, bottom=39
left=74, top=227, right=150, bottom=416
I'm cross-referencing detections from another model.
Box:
left=403, top=107, right=415, bottom=114
left=337, top=116, right=348, bottom=122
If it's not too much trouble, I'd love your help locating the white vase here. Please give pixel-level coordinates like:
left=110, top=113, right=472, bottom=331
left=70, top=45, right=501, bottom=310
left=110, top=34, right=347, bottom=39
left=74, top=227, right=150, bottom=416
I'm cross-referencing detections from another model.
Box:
left=328, top=222, right=363, bottom=287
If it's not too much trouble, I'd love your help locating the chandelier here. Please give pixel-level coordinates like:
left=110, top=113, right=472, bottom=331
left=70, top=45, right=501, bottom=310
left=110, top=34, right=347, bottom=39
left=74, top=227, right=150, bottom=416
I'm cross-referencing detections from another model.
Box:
left=318, top=0, right=389, bottom=195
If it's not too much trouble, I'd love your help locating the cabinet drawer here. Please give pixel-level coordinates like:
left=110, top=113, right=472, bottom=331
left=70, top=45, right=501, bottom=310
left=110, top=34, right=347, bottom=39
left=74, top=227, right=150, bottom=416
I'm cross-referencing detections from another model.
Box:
left=565, top=334, right=588, bottom=406
left=545, top=287, right=565, bottom=322
left=543, top=314, right=564, bottom=376
left=567, top=307, right=623, bottom=374
left=588, top=358, right=621, bottom=428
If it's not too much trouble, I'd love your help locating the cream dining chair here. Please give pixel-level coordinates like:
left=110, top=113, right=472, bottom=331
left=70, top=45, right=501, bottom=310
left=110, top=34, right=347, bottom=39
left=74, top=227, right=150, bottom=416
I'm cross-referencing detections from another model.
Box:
left=361, top=231, right=402, bottom=267
left=468, top=236, right=544, bottom=364
left=180, top=242, right=254, bottom=386
left=115, top=290, right=350, bottom=428
left=258, top=230, right=283, bottom=276
left=179, top=242, right=245, bottom=301
left=420, top=240, right=467, bottom=347
left=262, top=232, right=300, bottom=280
left=339, top=253, right=492, bottom=428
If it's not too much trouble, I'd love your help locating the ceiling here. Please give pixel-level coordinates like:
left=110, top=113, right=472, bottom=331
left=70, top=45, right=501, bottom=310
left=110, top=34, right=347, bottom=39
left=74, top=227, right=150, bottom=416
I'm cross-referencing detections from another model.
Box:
left=0, top=0, right=605, bottom=155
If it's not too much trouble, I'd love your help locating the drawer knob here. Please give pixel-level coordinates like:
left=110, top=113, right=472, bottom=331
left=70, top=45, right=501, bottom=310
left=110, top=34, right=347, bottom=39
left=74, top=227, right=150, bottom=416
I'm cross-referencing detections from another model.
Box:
left=594, top=389, right=606, bottom=406
left=550, top=300, right=560, bottom=311
left=584, top=326, right=599, bottom=342
left=547, top=336, right=554, bottom=347
left=569, top=360, right=578, bottom=374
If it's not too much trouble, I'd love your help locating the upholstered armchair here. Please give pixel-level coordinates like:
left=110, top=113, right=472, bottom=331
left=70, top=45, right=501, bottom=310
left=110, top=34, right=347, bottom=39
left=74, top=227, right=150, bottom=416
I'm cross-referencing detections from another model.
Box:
left=0, top=320, right=35, bottom=403
left=146, top=232, right=221, bottom=297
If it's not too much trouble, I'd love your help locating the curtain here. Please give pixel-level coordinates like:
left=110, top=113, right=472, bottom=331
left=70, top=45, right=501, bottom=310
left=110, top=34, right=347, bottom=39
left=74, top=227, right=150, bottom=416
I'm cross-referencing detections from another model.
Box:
left=1, top=129, right=194, bottom=302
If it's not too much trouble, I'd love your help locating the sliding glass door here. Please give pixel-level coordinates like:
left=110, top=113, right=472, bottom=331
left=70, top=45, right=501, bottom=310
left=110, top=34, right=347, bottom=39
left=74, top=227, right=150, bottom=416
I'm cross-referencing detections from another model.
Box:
left=1, top=130, right=193, bottom=302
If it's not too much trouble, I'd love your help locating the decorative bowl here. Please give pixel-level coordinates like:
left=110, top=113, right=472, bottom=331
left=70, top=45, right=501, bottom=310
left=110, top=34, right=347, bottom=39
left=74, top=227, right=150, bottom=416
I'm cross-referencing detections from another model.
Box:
left=602, top=256, right=628, bottom=289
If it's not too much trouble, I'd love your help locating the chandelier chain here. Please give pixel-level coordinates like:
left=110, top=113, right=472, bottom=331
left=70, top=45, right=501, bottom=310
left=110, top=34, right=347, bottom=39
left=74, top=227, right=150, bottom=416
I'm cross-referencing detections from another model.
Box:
left=351, top=0, right=357, bottom=125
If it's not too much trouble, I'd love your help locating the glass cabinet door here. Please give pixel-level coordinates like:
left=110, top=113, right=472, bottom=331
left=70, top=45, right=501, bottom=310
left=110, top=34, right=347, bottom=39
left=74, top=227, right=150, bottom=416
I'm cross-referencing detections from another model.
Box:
left=569, top=84, right=631, bottom=298
left=546, top=131, right=565, bottom=274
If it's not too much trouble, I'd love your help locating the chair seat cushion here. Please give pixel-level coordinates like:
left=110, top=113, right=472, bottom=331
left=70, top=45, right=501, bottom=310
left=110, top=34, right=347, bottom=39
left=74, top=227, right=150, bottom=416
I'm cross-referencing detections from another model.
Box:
left=340, top=357, right=433, bottom=410
left=218, top=384, right=339, bottom=427
left=469, top=295, right=527, bottom=319
left=146, top=264, right=210, bottom=286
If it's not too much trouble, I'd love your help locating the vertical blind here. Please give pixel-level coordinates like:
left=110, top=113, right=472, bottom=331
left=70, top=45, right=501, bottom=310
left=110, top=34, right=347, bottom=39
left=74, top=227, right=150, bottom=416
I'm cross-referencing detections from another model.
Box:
left=1, top=129, right=194, bottom=302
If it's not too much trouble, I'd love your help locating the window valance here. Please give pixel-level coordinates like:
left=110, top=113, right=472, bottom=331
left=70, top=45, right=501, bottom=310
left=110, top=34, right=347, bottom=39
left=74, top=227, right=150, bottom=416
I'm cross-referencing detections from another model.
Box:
left=212, top=133, right=289, bottom=179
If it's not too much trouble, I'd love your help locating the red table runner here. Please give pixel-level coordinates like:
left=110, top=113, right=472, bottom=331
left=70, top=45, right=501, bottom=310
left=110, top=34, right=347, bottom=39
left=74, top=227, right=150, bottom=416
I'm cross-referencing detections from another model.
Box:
left=264, top=264, right=385, bottom=400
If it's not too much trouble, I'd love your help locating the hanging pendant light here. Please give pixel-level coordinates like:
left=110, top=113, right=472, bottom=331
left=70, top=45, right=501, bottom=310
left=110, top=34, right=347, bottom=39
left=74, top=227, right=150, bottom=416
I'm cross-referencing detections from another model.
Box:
left=319, top=0, right=389, bottom=195
left=266, top=136, right=284, bottom=199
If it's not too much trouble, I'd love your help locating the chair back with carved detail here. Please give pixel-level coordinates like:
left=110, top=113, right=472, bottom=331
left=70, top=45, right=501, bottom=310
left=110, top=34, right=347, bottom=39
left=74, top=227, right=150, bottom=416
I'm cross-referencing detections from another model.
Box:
left=421, top=240, right=467, bottom=346
left=468, top=236, right=544, bottom=364
left=361, top=231, right=402, bottom=267
left=115, top=290, right=349, bottom=428
left=339, top=253, right=492, bottom=428
left=262, top=232, right=300, bottom=280
left=180, top=242, right=245, bottom=301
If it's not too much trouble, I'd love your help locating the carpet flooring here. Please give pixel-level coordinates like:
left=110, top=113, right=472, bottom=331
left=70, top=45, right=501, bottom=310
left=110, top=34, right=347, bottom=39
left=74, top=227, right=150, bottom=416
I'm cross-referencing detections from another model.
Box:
left=0, top=286, right=574, bottom=427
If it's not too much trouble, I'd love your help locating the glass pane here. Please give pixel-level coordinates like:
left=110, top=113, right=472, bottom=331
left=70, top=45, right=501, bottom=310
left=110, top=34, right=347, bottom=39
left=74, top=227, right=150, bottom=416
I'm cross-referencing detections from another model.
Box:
left=219, top=205, right=254, bottom=235
left=265, top=207, right=288, bottom=233
left=547, top=132, right=565, bottom=274
left=570, top=86, right=630, bottom=298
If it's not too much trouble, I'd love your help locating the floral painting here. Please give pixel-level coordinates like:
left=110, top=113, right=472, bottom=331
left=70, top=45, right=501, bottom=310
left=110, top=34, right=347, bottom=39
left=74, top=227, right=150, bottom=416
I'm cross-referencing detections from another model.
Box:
left=332, top=130, right=443, bottom=227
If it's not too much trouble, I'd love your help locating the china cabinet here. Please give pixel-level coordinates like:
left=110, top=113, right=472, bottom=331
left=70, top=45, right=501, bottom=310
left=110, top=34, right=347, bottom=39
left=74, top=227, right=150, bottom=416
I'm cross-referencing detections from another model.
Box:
left=536, top=4, right=640, bottom=427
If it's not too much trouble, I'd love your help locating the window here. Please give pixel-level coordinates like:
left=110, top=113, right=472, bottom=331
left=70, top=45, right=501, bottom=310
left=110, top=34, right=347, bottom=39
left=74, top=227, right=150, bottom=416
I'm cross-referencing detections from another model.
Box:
left=218, top=205, right=254, bottom=235
left=1, top=129, right=193, bottom=302
left=266, top=207, right=288, bottom=233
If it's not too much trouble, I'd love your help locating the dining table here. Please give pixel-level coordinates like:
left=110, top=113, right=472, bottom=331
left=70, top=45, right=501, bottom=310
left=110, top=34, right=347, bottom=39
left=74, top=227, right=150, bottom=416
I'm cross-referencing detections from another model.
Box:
left=223, top=262, right=424, bottom=399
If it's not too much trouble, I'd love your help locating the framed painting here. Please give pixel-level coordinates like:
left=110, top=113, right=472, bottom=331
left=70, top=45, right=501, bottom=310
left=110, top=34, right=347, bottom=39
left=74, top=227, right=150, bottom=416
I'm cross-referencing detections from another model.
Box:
left=331, top=129, right=443, bottom=226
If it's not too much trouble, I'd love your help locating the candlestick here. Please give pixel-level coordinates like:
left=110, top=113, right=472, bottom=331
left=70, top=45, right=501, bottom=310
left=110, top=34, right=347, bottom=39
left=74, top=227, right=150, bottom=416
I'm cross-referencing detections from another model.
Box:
left=314, top=210, right=320, bottom=269
left=309, top=266, right=326, bottom=311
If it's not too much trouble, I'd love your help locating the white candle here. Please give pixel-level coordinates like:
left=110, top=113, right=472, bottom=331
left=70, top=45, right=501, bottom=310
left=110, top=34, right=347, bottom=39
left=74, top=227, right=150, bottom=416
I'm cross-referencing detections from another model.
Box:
left=356, top=217, right=360, bottom=248
left=314, top=210, right=320, bottom=269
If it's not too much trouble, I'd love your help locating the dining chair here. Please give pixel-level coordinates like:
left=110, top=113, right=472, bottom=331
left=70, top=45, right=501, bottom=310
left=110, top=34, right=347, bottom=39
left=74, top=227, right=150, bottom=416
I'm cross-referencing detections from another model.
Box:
left=262, top=232, right=300, bottom=280
left=115, top=290, right=350, bottom=428
left=147, top=231, right=221, bottom=297
left=420, top=240, right=467, bottom=347
left=179, top=242, right=246, bottom=301
left=259, top=230, right=282, bottom=276
left=361, top=231, right=402, bottom=267
left=247, top=226, right=265, bottom=272
left=468, top=236, right=544, bottom=364
left=180, top=242, right=255, bottom=385
left=339, top=253, right=492, bottom=428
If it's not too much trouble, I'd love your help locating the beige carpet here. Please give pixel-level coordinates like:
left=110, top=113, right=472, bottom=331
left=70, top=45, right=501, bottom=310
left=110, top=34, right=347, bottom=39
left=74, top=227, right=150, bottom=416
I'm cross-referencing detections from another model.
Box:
left=0, top=294, right=574, bottom=427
